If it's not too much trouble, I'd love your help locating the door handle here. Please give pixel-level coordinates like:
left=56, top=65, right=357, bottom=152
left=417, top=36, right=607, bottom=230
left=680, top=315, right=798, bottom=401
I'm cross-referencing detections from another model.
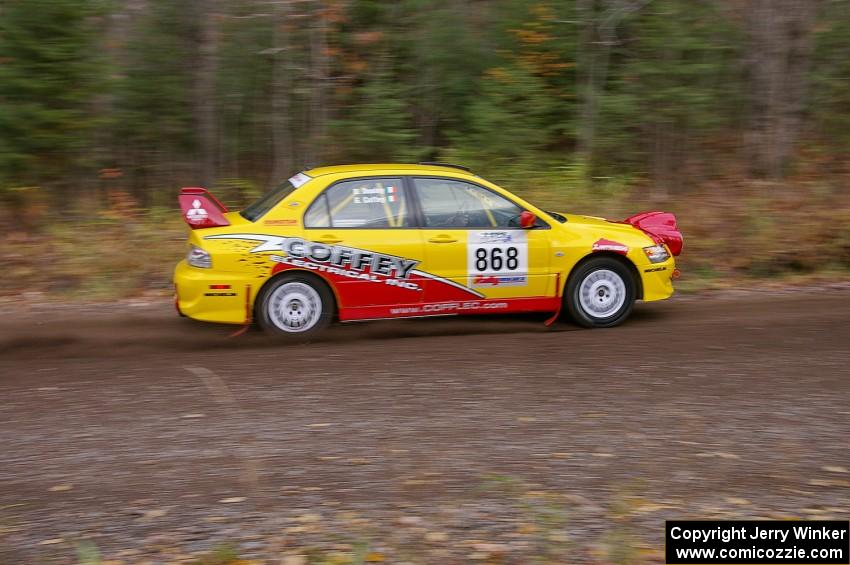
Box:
left=428, top=235, right=458, bottom=244
left=316, top=235, right=342, bottom=244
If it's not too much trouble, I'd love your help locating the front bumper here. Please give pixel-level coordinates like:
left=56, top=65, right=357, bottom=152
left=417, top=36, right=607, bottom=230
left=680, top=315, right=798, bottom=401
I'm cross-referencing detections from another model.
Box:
left=173, top=260, right=257, bottom=324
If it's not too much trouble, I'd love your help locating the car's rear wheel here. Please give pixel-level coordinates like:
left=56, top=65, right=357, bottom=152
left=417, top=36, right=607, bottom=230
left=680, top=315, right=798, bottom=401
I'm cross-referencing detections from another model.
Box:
left=256, top=274, right=334, bottom=339
left=566, top=257, right=636, bottom=328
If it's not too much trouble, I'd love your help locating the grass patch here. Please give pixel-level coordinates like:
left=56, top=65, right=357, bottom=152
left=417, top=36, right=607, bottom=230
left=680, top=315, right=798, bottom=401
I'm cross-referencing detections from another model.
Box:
left=2, top=175, right=849, bottom=302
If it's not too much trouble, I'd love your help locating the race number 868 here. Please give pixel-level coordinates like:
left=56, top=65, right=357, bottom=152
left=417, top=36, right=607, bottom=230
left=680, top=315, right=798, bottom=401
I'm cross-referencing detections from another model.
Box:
left=474, top=247, right=520, bottom=272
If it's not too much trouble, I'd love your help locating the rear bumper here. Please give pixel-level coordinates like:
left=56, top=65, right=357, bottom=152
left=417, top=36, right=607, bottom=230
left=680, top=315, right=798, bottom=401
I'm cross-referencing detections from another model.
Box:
left=639, top=261, right=676, bottom=302
left=173, top=260, right=256, bottom=324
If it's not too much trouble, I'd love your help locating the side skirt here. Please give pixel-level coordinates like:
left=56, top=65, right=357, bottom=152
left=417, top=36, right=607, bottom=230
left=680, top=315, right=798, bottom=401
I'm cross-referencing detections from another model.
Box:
left=338, top=296, right=561, bottom=322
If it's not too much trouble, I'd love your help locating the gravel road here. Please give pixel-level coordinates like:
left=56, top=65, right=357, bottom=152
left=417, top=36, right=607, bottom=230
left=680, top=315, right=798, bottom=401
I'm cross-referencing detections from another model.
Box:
left=1, top=288, right=849, bottom=563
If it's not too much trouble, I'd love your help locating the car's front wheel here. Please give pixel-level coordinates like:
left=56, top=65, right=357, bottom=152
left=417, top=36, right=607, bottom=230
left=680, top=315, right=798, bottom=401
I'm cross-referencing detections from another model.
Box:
left=566, top=257, right=636, bottom=328
left=256, top=274, right=334, bottom=339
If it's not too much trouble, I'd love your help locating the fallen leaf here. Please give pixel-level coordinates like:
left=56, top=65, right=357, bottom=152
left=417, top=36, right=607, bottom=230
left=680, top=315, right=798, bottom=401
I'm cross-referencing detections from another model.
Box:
left=39, top=538, right=64, bottom=545
left=725, top=497, right=750, bottom=506
left=809, top=478, right=850, bottom=487
left=474, top=543, right=509, bottom=554
left=425, top=531, right=448, bottom=542
left=295, top=513, right=322, bottom=523
left=205, top=516, right=227, bottom=522
left=181, top=413, right=205, bottom=419
left=324, top=552, right=353, bottom=565
left=823, top=466, right=848, bottom=474
left=638, top=548, right=666, bottom=561
left=49, top=484, right=72, bottom=492
left=696, top=452, right=740, bottom=460
left=219, top=497, right=246, bottom=504
left=398, top=516, right=423, bottom=526
left=635, top=503, right=676, bottom=513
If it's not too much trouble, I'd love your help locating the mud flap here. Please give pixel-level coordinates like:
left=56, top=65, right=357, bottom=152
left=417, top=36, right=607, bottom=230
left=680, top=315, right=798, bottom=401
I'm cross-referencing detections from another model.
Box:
left=228, top=284, right=252, bottom=338
left=544, top=273, right=562, bottom=327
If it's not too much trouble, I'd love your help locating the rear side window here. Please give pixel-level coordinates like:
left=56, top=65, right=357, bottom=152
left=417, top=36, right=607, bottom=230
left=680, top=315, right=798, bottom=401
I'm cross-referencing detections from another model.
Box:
left=304, top=178, right=409, bottom=228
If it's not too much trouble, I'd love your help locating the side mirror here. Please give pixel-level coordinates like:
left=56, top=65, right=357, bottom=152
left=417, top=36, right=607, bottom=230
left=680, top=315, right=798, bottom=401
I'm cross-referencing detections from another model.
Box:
left=519, top=210, right=537, bottom=229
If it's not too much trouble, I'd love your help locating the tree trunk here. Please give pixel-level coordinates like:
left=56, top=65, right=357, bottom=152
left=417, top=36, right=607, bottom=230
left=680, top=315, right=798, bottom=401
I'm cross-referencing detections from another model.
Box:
left=576, top=0, right=648, bottom=168
left=194, top=0, right=219, bottom=188
left=308, top=1, right=329, bottom=167
left=104, top=0, right=148, bottom=206
left=575, top=0, right=597, bottom=162
left=746, top=0, right=818, bottom=179
left=270, top=0, right=293, bottom=186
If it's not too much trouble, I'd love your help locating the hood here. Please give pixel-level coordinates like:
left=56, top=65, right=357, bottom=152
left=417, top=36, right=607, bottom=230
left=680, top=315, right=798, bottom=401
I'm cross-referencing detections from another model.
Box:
left=561, top=213, right=613, bottom=227
left=552, top=211, right=683, bottom=256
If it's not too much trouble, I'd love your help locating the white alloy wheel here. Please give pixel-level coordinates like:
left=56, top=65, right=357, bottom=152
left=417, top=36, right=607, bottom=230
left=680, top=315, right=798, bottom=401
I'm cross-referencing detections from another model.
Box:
left=266, top=281, right=323, bottom=333
left=577, top=268, right=627, bottom=320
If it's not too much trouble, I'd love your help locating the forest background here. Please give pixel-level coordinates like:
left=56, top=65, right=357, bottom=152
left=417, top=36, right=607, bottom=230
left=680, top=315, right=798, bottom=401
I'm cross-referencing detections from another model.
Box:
left=1, top=0, right=849, bottom=299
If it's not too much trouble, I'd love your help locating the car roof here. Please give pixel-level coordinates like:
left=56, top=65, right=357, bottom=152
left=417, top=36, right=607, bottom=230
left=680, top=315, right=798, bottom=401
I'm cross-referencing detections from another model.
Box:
left=303, top=163, right=476, bottom=178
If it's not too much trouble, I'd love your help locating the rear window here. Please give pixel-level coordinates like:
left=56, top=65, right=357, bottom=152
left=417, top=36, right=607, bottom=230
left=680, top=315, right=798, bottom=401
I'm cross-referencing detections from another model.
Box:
left=240, top=180, right=298, bottom=221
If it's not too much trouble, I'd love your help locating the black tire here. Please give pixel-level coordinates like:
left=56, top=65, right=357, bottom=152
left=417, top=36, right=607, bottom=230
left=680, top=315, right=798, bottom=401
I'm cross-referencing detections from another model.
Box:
left=565, top=257, right=636, bottom=328
left=255, top=274, right=335, bottom=339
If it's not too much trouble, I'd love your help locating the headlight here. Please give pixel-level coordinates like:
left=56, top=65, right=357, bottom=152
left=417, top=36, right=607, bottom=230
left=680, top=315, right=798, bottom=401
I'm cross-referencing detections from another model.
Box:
left=643, top=244, right=670, bottom=264
left=187, top=245, right=212, bottom=268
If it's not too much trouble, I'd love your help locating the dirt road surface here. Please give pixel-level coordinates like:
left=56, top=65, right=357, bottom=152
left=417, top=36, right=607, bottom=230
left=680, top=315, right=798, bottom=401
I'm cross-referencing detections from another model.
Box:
left=2, top=287, right=850, bottom=563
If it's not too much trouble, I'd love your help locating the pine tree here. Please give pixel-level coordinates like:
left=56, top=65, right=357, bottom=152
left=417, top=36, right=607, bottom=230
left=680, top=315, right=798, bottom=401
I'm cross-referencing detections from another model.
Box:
left=0, top=0, right=101, bottom=196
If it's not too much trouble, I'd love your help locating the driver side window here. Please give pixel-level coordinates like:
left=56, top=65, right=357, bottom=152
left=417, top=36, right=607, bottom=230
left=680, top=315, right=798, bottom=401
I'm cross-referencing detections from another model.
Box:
left=412, top=178, right=523, bottom=228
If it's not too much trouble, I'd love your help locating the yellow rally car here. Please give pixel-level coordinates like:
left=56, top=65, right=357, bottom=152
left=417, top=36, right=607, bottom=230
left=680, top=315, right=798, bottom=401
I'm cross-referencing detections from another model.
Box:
left=174, top=163, right=682, bottom=337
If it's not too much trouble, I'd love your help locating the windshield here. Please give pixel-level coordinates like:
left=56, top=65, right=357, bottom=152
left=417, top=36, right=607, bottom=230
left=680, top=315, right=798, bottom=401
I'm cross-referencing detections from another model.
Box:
left=240, top=181, right=298, bottom=221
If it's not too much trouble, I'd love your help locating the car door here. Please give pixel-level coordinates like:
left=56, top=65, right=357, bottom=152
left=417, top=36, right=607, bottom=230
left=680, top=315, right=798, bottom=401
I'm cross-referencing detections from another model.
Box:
left=410, top=176, right=552, bottom=303
left=301, top=176, right=426, bottom=312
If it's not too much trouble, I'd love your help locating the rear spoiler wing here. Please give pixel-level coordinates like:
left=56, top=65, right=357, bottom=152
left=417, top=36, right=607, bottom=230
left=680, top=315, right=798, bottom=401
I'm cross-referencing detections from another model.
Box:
left=622, top=211, right=683, bottom=256
left=179, top=187, right=230, bottom=229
